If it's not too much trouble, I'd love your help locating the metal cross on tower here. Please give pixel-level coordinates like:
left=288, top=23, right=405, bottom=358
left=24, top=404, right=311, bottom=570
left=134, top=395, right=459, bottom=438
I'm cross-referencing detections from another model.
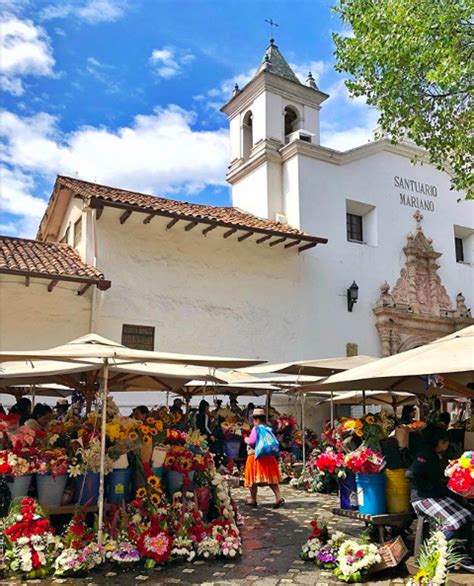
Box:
left=265, top=18, right=279, bottom=38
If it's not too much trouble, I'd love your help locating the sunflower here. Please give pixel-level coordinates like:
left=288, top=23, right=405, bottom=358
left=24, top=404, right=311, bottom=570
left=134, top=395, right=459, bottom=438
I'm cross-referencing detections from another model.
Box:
left=147, top=475, right=160, bottom=488
left=129, top=431, right=138, bottom=441
left=155, top=421, right=164, bottom=432
left=180, top=460, right=193, bottom=472
left=354, top=429, right=364, bottom=437
left=150, top=493, right=161, bottom=505
left=146, top=417, right=155, bottom=424
left=365, top=415, right=375, bottom=425
left=143, top=435, right=152, bottom=445
left=150, top=428, right=158, bottom=436
left=136, top=487, right=147, bottom=499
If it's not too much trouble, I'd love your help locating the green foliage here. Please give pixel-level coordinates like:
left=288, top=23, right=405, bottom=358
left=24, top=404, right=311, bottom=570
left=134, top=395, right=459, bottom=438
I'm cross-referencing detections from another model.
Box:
left=333, top=0, right=473, bottom=198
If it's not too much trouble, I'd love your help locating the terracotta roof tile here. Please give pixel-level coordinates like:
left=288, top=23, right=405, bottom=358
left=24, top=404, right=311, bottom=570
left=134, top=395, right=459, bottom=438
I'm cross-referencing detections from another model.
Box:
left=54, top=176, right=326, bottom=244
left=0, top=236, right=110, bottom=288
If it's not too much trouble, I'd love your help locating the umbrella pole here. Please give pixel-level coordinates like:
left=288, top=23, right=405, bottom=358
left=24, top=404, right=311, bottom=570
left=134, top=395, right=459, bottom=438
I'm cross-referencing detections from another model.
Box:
left=31, top=384, right=36, bottom=408
left=330, top=391, right=334, bottom=427
left=97, top=358, right=109, bottom=545
left=302, top=393, right=307, bottom=470
left=362, top=390, right=367, bottom=415
left=265, top=390, right=271, bottom=420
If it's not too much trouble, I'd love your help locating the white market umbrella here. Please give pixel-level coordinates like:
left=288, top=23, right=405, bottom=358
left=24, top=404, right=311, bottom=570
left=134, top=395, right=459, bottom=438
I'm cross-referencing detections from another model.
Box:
left=241, top=354, right=378, bottom=376
left=0, top=333, right=265, bottom=368
left=299, top=327, right=474, bottom=397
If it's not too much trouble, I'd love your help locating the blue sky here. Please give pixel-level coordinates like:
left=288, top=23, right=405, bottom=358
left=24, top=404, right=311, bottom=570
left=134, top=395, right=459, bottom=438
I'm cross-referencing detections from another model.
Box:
left=1, top=0, right=376, bottom=238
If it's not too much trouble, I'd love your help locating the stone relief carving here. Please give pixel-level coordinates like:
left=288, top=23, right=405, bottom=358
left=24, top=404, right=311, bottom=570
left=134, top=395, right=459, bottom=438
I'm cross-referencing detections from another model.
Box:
left=374, top=212, right=473, bottom=356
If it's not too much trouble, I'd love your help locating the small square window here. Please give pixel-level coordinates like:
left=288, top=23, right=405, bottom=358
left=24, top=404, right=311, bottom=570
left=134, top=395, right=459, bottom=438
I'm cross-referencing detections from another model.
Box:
left=346, top=213, right=363, bottom=242
left=121, top=324, right=155, bottom=351
left=455, top=237, right=464, bottom=263
left=73, top=218, right=82, bottom=247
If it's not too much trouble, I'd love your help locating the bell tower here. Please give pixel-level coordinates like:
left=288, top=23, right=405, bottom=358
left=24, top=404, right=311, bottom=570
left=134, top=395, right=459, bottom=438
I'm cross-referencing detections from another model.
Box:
left=221, top=39, right=329, bottom=225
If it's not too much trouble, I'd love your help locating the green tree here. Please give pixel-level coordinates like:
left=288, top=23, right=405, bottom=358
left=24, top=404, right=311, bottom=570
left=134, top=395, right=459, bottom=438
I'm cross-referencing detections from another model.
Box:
left=333, top=0, right=473, bottom=198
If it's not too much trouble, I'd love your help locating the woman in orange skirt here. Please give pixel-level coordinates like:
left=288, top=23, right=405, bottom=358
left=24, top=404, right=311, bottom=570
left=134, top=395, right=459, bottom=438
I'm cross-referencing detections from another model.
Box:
left=244, top=408, right=284, bottom=508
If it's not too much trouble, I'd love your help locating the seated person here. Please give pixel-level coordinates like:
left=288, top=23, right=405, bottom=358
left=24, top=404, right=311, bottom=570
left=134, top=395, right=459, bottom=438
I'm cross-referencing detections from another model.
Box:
left=407, top=425, right=472, bottom=564
left=24, top=403, right=53, bottom=432
left=132, top=405, right=149, bottom=422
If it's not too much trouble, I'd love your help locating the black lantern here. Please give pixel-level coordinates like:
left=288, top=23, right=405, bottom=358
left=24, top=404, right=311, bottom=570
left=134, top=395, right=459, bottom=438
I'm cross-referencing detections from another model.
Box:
left=347, top=281, right=359, bottom=312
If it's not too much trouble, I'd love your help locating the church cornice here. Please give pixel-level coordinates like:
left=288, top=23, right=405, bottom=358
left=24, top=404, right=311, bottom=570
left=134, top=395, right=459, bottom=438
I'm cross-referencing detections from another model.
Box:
left=221, top=71, right=328, bottom=119
left=226, top=140, right=282, bottom=184
left=280, top=137, right=430, bottom=166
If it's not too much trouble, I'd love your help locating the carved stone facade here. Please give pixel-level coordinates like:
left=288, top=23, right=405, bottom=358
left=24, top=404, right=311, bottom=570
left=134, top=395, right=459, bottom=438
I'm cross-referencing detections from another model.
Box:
left=374, top=211, right=473, bottom=356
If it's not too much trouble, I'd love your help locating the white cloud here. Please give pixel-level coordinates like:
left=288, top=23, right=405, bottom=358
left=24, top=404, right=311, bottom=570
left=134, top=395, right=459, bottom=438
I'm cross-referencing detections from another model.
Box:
left=40, top=0, right=127, bottom=23
left=150, top=46, right=195, bottom=79
left=0, top=106, right=230, bottom=226
left=0, top=16, right=55, bottom=95
left=0, top=166, right=48, bottom=218
left=289, top=60, right=327, bottom=86
left=321, top=110, right=379, bottom=151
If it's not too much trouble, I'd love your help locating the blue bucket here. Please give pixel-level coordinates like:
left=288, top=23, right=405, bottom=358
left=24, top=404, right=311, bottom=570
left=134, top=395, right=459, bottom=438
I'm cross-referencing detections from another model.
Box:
left=75, top=472, right=100, bottom=505
left=225, top=440, right=241, bottom=459
left=356, top=473, right=386, bottom=515
left=339, top=473, right=358, bottom=511
left=107, top=468, right=132, bottom=505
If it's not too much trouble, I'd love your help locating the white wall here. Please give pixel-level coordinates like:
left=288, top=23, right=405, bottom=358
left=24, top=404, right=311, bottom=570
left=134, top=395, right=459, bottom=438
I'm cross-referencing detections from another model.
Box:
left=0, top=276, right=92, bottom=350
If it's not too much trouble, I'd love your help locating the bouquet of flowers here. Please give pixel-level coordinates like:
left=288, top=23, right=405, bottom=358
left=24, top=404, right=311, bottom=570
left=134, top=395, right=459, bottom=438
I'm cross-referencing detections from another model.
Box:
left=135, top=417, right=166, bottom=447
left=10, top=426, right=43, bottom=451
left=137, top=523, right=173, bottom=568
left=345, top=448, right=384, bottom=475
left=445, top=451, right=474, bottom=498
left=171, top=529, right=196, bottom=562
left=0, top=449, right=35, bottom=476
left=409, top=530, right=465, bottom=586
left=316, top=449, right=346, bottom=477
left=221, top=418, right=250, bottom=440
left=315, top=532, right=346, bottom=569
left=68, top=437, right=114, bottom=477
left=300, top=516, right=329, bottom=561
left=164, top=445, right=196, bottom=474
left=279, top=450, right=297, bottom=480
left=36, top=448, right=69, bottom=478
left=197, top=535, right=220, bottom=559
left=53, top=512, right=104, bottom=576
left=210, top=520, right=242, bottom=557
left=334, top=539, right=381, bottom=582
left=277, top=415, right=297, bottom=431
left=4, top=497, right=62, bottom=578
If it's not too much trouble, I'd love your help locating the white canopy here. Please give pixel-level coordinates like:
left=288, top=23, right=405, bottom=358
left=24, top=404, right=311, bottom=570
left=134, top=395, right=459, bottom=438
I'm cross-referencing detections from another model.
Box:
left=300, top=327, right=474, bottom=397
left=241, top=355, right=378, bottom=376
left=0, top=333, right=265, bottom=368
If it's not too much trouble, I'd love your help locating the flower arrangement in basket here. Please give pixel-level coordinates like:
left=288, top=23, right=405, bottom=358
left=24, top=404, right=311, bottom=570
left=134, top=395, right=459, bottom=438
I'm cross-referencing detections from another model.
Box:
left=4, top=497, right=61, bottom=578
left=345, top=447, right=384, bottom=475
left=445, top=451, right=474, bottom=498
left=334, top=540, right=382, bottom=583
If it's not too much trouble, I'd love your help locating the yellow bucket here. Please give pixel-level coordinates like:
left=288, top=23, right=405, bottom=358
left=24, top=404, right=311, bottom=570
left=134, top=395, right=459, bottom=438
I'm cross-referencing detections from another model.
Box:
left=385, top=468, right=411, bottom=513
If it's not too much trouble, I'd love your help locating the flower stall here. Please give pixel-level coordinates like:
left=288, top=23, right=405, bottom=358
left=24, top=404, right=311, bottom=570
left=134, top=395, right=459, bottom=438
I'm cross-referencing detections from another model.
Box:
left=445, top=451, right=474, bottom=498
left=0, top=396, right=244, bottom=579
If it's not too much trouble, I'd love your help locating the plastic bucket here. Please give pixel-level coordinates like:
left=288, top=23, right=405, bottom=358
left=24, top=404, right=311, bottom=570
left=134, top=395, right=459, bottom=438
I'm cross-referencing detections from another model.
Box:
left=356, top=473, right=386, bottom=515
left=225, top=440, right=241, bottom=459
left=153, top=467, right=164, bottom=479
left=7, top=475, right=32, bottom=499
left=339, top=473, right=358, bottom=511
left=385, top=468, right=410, bottom=513
left=37, top=474, right=68, bottom=507
left=75, top=472, right=100, bottom=505
left=107, top=468, right=132, bottom=504
left=167, top=471, right=194, bottom=494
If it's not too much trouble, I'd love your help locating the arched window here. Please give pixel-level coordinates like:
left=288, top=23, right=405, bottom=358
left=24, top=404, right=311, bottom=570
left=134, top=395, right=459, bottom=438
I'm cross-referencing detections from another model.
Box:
left=284, top=106, right=299, bottom=136
left=242, top=111, right=253, bottom=160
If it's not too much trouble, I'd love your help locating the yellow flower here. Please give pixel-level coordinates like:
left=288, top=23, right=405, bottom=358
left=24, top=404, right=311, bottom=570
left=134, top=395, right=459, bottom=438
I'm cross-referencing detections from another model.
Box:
left=136, top=487, right=147, bottom=498
left=129, top=431, right=138, bottom=441
left=146, top=417, right=154, bottom=424
left=344, top=420, right=357, bottom=430
left=414, top=569, right=427, bottom=583
left=365, top=415, right=375, bottom=425
left=143, top=436, right=152, bottom=445
left=147, top=475, right=160, bottom=488
left=150, top=428, right=158, bottom=436
left=459, top=456, right=471, bottom=469
left=355, top=429, right=364, bottom=437
left=150, top=493, right=161, bottom=505
left=155, top=421, right=163, bottom=432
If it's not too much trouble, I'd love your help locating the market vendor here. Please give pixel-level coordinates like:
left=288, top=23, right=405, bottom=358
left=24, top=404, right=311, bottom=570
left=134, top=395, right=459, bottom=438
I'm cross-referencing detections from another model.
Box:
left=9, top=397, right=32, bottom=425
left=132, top=405, right=149, bottom=422
left=24, top=403, right=53, bottom=432
left=407, top=425, right=473, bottom=563
left=196, top=400, right=215, bottom=443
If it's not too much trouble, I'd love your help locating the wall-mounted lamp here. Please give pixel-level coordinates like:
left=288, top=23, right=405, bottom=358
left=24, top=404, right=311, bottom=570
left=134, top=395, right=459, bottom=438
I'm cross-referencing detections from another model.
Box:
left=347, top=281, right=359, bottom=312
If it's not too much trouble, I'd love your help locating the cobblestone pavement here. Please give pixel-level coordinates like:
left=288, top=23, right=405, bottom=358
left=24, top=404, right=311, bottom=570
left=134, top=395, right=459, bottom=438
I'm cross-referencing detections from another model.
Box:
left=1, top=486, right=411, bottom=586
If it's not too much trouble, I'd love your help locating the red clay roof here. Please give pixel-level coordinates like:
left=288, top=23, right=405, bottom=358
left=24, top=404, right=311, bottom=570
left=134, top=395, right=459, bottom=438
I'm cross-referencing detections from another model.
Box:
left=49, top=175, right=327, bottom=244
left=0, top=236, right=110, bottom=289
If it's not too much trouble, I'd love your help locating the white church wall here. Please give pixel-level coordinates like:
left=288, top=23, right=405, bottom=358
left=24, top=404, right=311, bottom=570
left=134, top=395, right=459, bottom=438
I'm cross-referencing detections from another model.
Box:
left=232, top=164, right=270, bottom=219
left=0, top=276, right=92, bottom=350
left=93, top=209, right=315, bottom=360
